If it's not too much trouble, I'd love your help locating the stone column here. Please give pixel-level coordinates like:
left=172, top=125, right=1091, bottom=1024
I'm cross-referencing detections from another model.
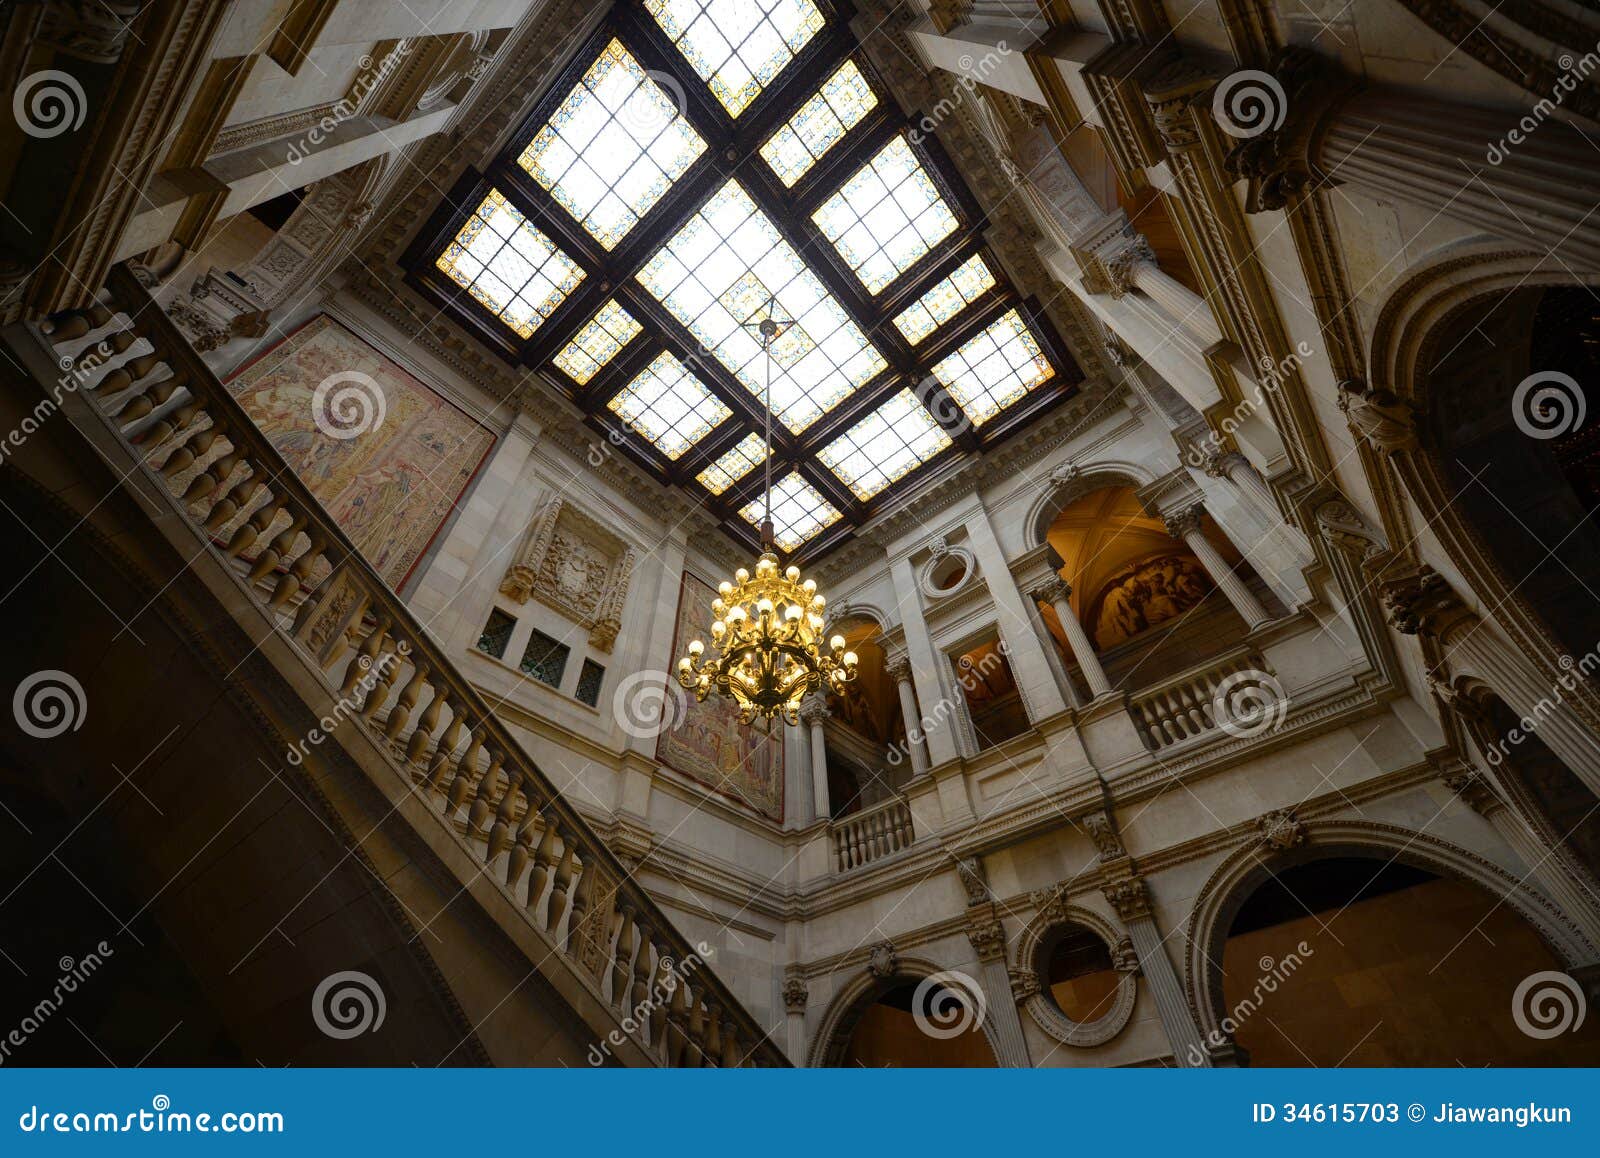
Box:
left=1199, top=448, right=1277, bottom=519
left=1101, top=236, right=1226, bottom=349
left=888, top=658, right=931, bottom=776
left=1030, top=577, right=1113, bottom=699
left=1444, top=769, right=1600, bottom=954
left=1163, top=506, right=1271, bottom=628
left=784, top=721, right=814, bottom=828
left=966, top=914, right=1032, bottom=1067
left=781, top=973, right=809, bottom=1064
left=1223, top=46, right=1600, bottom=270
left=1103, top=877, right=1212, bottom=1066
left=889, top=554, right=962, bottom=767
left=1383, top=566, right=1600, bottom=801
left=801, top=695, right=831, bottom=821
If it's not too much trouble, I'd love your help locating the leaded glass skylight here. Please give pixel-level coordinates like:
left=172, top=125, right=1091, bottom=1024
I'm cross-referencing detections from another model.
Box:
left=817, top=388, right=952, bottom=500
left=760, top=60, right=877, bottom=186
left=696, top=431, right=770, bottom=494
left=739, top=471, right=842, bottom=550
left=931, top=309, right=1056, bottom=427
left=812, top=135, right=960, bottom=295
left=645, top=0, right=826, bottom=117
left=637, top=179, right=886, bottom=433
left=607, top=350, right=731, bottom=459
left=892, top=254, right=997, bottom=345
left=516, top=38, right=707, bottom=249
left=552, top=299, right=642, bottom=385
left=435, top=189, right=585, bottom=338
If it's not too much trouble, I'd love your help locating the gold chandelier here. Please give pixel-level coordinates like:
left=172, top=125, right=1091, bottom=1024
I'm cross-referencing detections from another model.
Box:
left=677, top=303, right=857, bottom=723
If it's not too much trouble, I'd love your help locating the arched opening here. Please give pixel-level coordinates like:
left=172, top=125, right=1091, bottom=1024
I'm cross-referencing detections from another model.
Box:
left=1215, top=855, right=1600, bottom=1065
left=823, top=617, right=908, bottom=817
left=952, top=635, right=1030, bottom=749
left=1037, top=485, right=1264, bottom=693
left=1424, top=285, right=1600, bottom=661
left=836, top=978, right=998, bottom=1068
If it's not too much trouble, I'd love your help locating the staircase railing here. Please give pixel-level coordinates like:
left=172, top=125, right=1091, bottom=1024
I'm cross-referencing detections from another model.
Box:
left=32, top=263, right=786, bottom=1067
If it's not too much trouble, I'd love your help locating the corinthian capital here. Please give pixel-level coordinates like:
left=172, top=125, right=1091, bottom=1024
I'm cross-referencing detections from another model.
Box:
left=1030, top=576, right=1072, bottom=606
left=1378, top=566, right=1473, bottom=639
left=1162, top=506, right=1204, bottom=540
left=1218, top=47, right=1358, bottom=213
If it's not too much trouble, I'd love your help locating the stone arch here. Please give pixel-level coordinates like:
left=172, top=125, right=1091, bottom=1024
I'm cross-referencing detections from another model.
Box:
left=1368, top=243, right=1600, bottom=729
left=828, top=599, right=896, bottom=635
left=807, top=954, right=1006, bottom=1067
left=1023, top=460, right=1154, bottom=552
left=1014, top=900, right=1138, bottom=1047
left=1183, top=818, right=1596, bottom=1047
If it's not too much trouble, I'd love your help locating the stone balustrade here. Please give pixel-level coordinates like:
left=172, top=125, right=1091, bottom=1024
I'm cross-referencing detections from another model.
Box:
left=34, top=263, right=786, bottom=1068
left=1127, top=650, right=1278, bottom=752
left=831, top=796, right=914, bottom=872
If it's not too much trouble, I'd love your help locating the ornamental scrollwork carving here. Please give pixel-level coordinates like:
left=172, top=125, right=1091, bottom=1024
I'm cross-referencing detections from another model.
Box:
left=500, top=498, right=634, bottom=651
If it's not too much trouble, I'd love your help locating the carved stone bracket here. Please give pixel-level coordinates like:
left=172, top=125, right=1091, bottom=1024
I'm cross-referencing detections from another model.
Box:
left=866, top=940, right=899, bottom=979
left=1255, top=808, right=1306, bottom=851
left=1082, top=810, right=1127, bottom=861
left=781, top=973, right=809, bottom=1012
left=1219, top=47, right=1358, bottom=213
left=1379, top=565, right=1473, bottom=640
left=956, top=856, right=989, bottom=906
left=1338, top=379, right=1419, bottom=457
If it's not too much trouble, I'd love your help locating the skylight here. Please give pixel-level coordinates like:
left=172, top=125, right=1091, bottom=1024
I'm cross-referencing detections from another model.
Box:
left=552, top=299, right=642, bottom=385
left=739, top=471, right=842, bottom=550
left=637, top=179, right=887, bottom=433
left=607, top=350, right=731, bottom=459
left=760, top=59, right=877, bottom=186
left=812, top=135, right=959, bottom=295
left=696, top=431, right=770, bottom=494
left=645, top=0, right=826, bottom=117
left=516, top=38, right=706, bottom=249
left=931, top=309, right=1056, bottom=427
left=892, top=253, right=997, bottom=345
left=817, top=388, right=952, bottom=500
left=435, top=189, right=585, bottom=338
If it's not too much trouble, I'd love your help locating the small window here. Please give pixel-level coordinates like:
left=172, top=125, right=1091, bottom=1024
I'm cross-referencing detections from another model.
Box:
left=575, top=659, right=605, bottom=707
left=477, top=609, right=516, bottom=659
left=519, top=628, right=570, bottom=688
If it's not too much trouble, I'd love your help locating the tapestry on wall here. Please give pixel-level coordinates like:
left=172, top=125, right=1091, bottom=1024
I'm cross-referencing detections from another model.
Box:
left=657, top=573, right=785, bottom=821
left=225, top=314, right=495, bottom=588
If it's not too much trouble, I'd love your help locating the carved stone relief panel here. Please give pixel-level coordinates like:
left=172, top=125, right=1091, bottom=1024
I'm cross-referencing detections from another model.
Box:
left=500, top=498, right=635, bottom=652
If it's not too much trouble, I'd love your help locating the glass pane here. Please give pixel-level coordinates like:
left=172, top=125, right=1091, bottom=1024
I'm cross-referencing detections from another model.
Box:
left=759, top=59, right=877, bottom=186
left=607, top=350, right=732, bottom=459
left=520, top=628, right=570, bottom=687
left=435, top=189, right=585, bottom=338
left=812, top=135, right=959, bottom=295
left=931, top=309, right=1056, bottom=427
left=696, top=431, right=770, bottom=494
left=892, top=253, right=997, bottom=345
left=645, top=0, right=826, bottom=117
left=739, top=471, right=842, bottom=550
left=476, top=609, right=516, bottom=659
left=637, top=178, right=886, bottom=434
left=817, top=388, right=952, bottom=500
left=552, top=298, right=643, bottom=385
left=516, top=38, right=707, bottom=249
left=575, top=659, right=605, bottom=707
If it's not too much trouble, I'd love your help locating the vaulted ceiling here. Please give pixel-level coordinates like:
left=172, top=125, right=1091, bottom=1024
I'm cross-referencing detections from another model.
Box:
left=403, top=0, right=1082, bottom=560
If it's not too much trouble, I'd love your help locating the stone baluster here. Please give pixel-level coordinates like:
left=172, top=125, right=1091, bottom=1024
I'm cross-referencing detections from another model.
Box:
left=385, top=662, right=430, bottom=742
left=486, top=766, right=523, bottom=861
left=1163, top=506, right=1271, bottom=628
left=613, top=905, right=638, bottom=1013
left=424, top=698, right=465, bottom=792
left=1030, top=577, right=1113, bottom=698
left=548, top=829, right=578, bottom=934
left=268, top=533, right=325, bottom=609
left=466, top=748, right=505, bottom=831
left=528, top=815, right=561, bottom=920
left=404, top=682, right=444, bottom=764
left=446, top=726, right=485, bottom=815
